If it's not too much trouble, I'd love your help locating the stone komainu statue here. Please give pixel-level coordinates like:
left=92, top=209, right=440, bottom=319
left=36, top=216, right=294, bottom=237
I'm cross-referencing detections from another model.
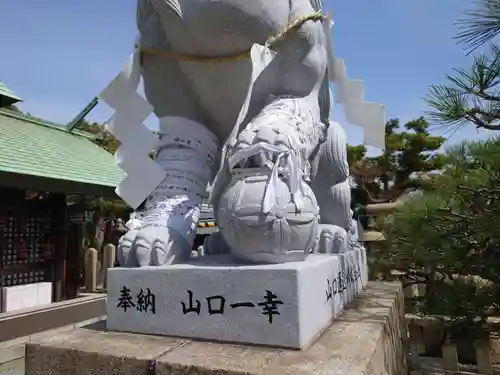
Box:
left=99, top=0, right=385, bottom=266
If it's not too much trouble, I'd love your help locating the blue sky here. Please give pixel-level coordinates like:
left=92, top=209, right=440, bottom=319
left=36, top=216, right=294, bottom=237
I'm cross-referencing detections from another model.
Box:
left=0, top=0, right=494, bottom=152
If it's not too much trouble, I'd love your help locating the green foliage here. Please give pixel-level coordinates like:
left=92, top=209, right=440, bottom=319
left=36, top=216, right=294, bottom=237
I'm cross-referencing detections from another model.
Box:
left=381, top=137, right=500, bottom=330
left=425, top=45, right=500, bottom=132
left=348, top=117, right=445, bottom=205
left=347, top=144, right=365, bottom=167
left=71, top=119, right=129, bottom=249
left=75, top=119, right=121, bottom=154
left=426, top=0, right=500, bottom=133
left=455, top=0, right=500, bottom=53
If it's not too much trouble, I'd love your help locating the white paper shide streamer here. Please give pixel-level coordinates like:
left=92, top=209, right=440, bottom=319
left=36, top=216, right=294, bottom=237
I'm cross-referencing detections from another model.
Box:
left=323, top=11, right=386, bottom=149
left=99, top=43, right=165, bottom=209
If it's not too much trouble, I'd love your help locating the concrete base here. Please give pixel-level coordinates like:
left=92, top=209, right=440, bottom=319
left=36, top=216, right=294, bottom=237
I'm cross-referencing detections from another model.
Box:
left=0, top=293, right=106, bottom=343
left=0, top=316, right=106, bottom=366
left=1, top=282, right=52, bottom=313
left=106, top=253, right=364, bottom=349
left=25, top=282, right=407, bottom=375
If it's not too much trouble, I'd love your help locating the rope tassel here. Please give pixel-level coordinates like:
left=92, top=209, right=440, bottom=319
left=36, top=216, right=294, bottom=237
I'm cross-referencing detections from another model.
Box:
left=228, top=142, right=304, bottom=214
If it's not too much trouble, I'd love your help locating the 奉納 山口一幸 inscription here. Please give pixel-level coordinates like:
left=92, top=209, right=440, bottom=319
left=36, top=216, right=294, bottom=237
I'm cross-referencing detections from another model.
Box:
left=180, top=289, right=284, bottom=323
left=117, top=286, right=157, bottom=314
left=116, top=287, right=284, bottom=324
left=325, top=263, right=361, bottom=301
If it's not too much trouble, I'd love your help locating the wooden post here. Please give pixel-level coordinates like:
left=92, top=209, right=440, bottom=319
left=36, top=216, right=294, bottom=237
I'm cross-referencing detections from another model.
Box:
left=49, top=193, right=67, bottom=302
left=442, top=337, right=459, bottom=372
left=102, top=244, right=116, bottom=289
left=85, top=248, right=98, bottom=293
left=365, top=201, right=404, bottom=214
left=417, top=283, right=426, bottom=297
left=403, top=282, right=417, bottom=299
left=474, top=339, right=493, bottom=375
left=408, top=323, right=426, bottom=355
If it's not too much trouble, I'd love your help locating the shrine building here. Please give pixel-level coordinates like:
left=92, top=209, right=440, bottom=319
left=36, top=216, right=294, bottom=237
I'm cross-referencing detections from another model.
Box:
left=0, top=80, right=123, bottom=319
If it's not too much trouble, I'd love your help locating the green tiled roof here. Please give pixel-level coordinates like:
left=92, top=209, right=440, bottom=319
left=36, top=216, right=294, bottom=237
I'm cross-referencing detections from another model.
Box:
left=0, top=81, right=22, bottom=106
left=0, top=81, right=22, bottom=101
left=0, top=109, right=124, bottom=187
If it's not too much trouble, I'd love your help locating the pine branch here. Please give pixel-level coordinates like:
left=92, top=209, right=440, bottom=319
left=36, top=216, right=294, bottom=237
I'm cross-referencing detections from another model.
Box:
left=455, top=0, right=500, bottom=54
left=468, top=110, right=500, bottom=129
left=446, top=52, right=500, bottom=99
left=425, top=47, right=500, bottom=131
left=424, top=85, right=472, bottom=127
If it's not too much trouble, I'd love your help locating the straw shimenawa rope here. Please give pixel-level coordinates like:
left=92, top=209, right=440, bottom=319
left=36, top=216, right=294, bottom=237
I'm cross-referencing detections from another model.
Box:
left=136, top=11, right=327, bottom=63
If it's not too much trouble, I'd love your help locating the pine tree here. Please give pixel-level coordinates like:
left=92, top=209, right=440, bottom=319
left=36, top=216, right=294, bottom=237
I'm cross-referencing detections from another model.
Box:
left=455, top=0, right=500, bottom=53
left=381, top=137, right=500, bottom=333
left=348, top=117, right=444, bottom=230
left=425, top=45, right=500, bottom=131
left=426, top=0, right=500, bottom=132
left=348, top=117, right=445, bottom=205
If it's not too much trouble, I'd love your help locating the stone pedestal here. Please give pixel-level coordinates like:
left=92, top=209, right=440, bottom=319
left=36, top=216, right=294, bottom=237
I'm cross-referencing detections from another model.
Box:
left=107, top=252, right=366, bottom=349
left=25, top=282, right=407, bottom=375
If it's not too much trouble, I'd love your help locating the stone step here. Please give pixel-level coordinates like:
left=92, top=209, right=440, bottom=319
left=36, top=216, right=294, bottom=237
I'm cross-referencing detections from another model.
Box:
left=25, top=282, right=406, bottom=375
